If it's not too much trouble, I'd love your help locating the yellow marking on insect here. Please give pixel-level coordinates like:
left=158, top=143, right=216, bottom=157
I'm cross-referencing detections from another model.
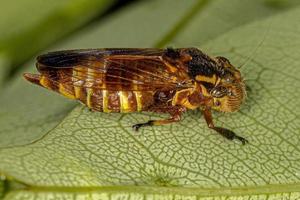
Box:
left=199, top=84, right=210, bottom=97
left=86, top=88, right=93, bottom=108
left=215, top=77, right=221, bottom=86
left=119, top=91, right=130, bottom=113
left=72, top=68, right=83, bottom=99
left=180, top=98, right=198, bottom=110
left=172, top=89, right=198, bottom=110
left=73, top=67, right=94, bottom=108
left=39, top=76, right=51, bottom=89
left=102, top=90, right=112, bottom=113
left=85, top=67, right=95, bottom=108
left=74, top=87, right=81, bottom=99
left=172, top=88, right=189, bottom=106
left=86, top=68, right=94, bottom=85
left=160, top=57, right=178, bottom=73
left=131, top=71, right=143, bottom=112
left=165, top=62, right=178, bottom=73
left=134, top=91, right=143, bottom=112
left=195, top=74, right=216, bottom=84
left=59, top=83, right=75, bottom=99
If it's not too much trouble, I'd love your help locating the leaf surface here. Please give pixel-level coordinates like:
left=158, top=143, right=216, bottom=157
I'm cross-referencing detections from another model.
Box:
left=0, top=0, right=300, bottom=199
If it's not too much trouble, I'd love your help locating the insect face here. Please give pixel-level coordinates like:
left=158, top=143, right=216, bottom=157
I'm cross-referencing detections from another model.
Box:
left=182, top=48, right=246, bottom=113
left=210, top=56, right=246, bottom=112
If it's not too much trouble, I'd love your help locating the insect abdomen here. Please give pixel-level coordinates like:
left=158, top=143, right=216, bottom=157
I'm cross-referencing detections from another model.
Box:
left=23, top=73, right=154, bottom=113
left=85, top=90, right=154, bottom=113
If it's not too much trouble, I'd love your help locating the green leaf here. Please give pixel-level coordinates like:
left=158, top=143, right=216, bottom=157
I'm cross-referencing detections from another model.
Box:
left=1, top=0, right=300, bottom=199
left=0, top=0, right=114, bottom=87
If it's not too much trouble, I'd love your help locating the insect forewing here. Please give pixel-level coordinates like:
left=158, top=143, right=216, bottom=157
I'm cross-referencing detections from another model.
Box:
left=33, top=49, right=192, bottom=92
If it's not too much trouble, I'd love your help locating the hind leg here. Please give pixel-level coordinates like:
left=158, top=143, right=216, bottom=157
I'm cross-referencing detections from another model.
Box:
left=132, top=107, right=185, bottom=131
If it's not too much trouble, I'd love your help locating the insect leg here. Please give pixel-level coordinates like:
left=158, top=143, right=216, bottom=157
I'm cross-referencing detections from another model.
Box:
left=202, top=108, right=248, bottom=145
left=132, top=108, right=184, bottom=131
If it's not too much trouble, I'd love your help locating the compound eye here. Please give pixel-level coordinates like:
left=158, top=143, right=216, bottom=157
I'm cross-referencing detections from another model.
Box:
left=210, top=86, right=228, bottom=98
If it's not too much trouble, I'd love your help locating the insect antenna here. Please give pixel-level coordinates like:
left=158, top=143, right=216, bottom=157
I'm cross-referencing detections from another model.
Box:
left=238, top=19, right=273, bottom=70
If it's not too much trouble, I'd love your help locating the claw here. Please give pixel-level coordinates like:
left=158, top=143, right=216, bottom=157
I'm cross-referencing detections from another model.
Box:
left=235, top=135, right=249, bottom=145
left=132, top=124, right=141, bottom=131
left=213, top=127, right=249, bottom=145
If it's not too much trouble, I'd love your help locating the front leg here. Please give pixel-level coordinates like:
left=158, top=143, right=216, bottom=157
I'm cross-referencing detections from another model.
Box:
left=203, top=108, right=248, bottom=145
left=132, top=107, right=185, bottom=131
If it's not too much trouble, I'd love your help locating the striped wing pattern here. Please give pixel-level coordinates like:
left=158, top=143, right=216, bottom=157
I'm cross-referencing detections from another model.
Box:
left=24, top=49, right=192, bottom=112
